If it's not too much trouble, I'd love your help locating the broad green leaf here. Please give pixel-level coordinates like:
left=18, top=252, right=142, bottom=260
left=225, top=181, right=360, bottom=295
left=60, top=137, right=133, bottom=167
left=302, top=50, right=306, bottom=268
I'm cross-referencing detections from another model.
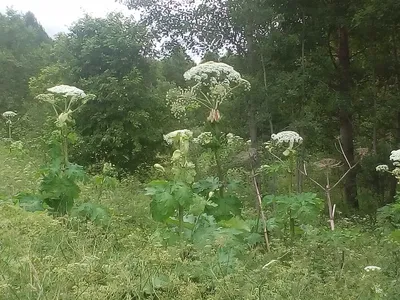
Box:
left=71, top=202, right=111, bottom=226
left=145, top=180, right=168, bottom=195
left=206, top=195, right=242, bottom=221
left=219, top=216, right=251, bottom=232
left=171, top=181, right=193, bottom=206
left=193, top=177, right=220, bottom=194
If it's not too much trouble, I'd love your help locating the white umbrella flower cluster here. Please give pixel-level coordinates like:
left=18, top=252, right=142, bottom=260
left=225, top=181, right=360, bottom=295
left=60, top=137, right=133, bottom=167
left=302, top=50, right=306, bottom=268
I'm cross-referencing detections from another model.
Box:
left=183, top=61, right=250, bottom=90
left=2, top=111, right=17, bottom=139
left=2, top=111, right=17, bottom=119
left=390, top=149, right=400, bottom=166
left=193, top=131, right=213, bottom=146
left=166, top=61, right=250, bottom=122
left=226, top=133, right=244, bottom=147
left=36, top=85, right=95, bottom=127
left=163, top=129, right=193, bottom=145
left=47, top=85, right=86, bottom=97
left=271, top=131, right=303, bottom=149
left=375, top=164, right=389, bottom=172
left=376, top=149, right=400, bottom=181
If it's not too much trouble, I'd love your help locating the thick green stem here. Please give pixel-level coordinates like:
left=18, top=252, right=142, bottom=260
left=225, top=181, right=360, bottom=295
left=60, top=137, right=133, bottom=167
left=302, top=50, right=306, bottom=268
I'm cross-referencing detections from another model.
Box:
left=211, top=122, right=224, bottom=197
left=289, top=216, right=295, bottom=238
left=178, top=204, right=184, bottom=237
left=8, top=123, right=12, bottom=140
left=288, top=153, right=295, bottom=239
left=213, top=149, right=224, bottom=197
left=62, top=127, right=69, bottom=167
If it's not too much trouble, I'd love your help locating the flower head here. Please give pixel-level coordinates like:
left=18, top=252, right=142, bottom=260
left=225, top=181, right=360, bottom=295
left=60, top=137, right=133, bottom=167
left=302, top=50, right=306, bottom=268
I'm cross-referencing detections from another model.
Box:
left=2, top=111, right=17, bottom=119
left=163, top=129, right=193, bottom=145
left=364, top=266, right=381, bottom=272
left=376, top=164, right=389, bottom=172
left=390, top=149, right=400, bottom=163
left=47, top=85, right=86, bottom=98
left=392, top=168, right=400, bottom=177
left=271, top=131, right=303, bottom=149
left=102, top=162, right=116, bottom=175
left=193, top=132, right=213, bottom=146
left=226, top=133, right=244, bottom=145
left=183, top=61, right=250, bottom=90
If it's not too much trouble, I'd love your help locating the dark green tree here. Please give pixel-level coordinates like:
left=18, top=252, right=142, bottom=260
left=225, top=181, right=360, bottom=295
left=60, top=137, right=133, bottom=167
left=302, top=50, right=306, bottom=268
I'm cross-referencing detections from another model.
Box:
left=0, top=9, right=51, bottom=112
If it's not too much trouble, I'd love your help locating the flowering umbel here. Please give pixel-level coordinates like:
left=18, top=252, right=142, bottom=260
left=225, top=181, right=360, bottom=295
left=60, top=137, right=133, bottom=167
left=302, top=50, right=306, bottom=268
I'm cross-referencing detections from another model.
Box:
left=390, top=149, right=400, bottom=166
left=166, top=61, right=250, bottom=122
left=376, top=150, right=400, bottom=182
left=47, top=85, right=86, bottom=97
left=36, top=85, right=95, bottom=127
left=2, top=111, right=17, bottom=119
left=375, top=164, right=389, bottom=172
left=193, top=132, right=213, bottom=146
left=271, top=131, right=303, bottom=148
left=2, top=110, right=17, bottom=139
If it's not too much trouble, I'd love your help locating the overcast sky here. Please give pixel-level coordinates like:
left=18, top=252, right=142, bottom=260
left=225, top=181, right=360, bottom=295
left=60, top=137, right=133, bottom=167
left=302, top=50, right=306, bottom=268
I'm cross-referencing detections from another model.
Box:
left=0, top=0, right=137, bottom=36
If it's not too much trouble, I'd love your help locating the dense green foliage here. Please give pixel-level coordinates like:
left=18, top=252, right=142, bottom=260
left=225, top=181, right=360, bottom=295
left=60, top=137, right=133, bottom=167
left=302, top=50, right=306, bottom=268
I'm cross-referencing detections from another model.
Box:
left=1, top=1, right=400, bottom=299
left=0, top=9, right=50, bottom=112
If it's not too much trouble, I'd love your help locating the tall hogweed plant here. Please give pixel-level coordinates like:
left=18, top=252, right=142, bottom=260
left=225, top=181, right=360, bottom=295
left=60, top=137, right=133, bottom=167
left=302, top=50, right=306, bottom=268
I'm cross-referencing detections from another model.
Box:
left=146, top=62, right=253, bottom=251
left=15, top=85, right=98, bottom=216
left=2, top=110, right=17, bottom=140
left=262, top=131, right=323, bottom=239
left=2, top=110, right=24, bottom=153
left=167, top=61, right=250, bottom=190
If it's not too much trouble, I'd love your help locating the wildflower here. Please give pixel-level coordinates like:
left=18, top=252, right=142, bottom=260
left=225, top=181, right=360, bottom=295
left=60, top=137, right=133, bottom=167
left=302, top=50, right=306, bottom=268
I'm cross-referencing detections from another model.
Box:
left=193, top=132, right=213, bottom=146
left=183, top=61, right=250, bottom=90
left=271, top=131, right=303, bottom=149
left=226, top=133, right=244, bottom=145
left=392, top=168, right=400, bottom=177
left=375, top=164, right=389, bottom=172
left=364, top=266, right=381, bottom=272
left=2, top=111, right=17, bottom=118
left=47, top=85, right=86, bottom=98
left=163, top=129, right=193, bottom=145
left=390, top=149, right=400, bottom=163
left=166, top=88, right=199, bottom=119
left=103, top=162, right=115, bottom=175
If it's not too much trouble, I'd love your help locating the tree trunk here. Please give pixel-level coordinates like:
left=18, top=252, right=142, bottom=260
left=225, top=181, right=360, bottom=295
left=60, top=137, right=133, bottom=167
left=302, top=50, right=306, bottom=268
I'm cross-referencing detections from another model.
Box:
left=337, top=26, right=358, bottom=209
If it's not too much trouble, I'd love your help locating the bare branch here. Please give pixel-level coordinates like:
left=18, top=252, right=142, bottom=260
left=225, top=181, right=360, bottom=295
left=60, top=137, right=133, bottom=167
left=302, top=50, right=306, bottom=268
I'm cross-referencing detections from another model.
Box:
left=337, top=137, right=352, bottom=168
left=330, top=162, right=358, bottom=190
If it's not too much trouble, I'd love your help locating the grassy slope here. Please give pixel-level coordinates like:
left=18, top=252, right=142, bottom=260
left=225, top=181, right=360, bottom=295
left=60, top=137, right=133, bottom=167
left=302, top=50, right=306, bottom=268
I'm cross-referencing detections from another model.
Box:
left=1, top=144, right=400, bottom=300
